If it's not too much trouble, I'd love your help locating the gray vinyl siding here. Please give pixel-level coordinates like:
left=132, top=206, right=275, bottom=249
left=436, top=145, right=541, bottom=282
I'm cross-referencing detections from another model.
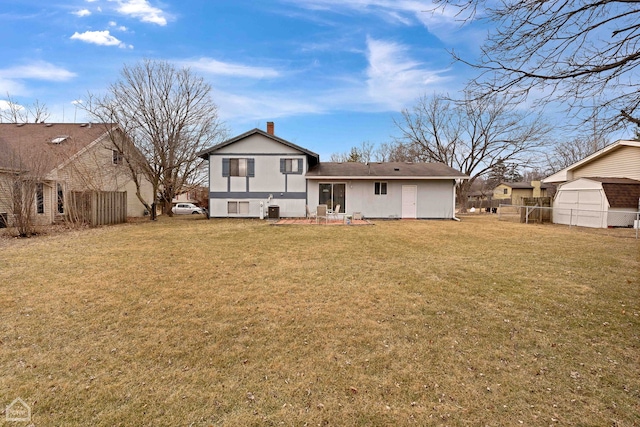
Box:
left=208, top=133, right=309, bottom=218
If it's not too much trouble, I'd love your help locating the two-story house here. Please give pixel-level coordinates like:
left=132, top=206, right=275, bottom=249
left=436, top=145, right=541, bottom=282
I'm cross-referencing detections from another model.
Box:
left=0, top=123, right=153, bottom=227
left=198, top=123, right=468, bottom=220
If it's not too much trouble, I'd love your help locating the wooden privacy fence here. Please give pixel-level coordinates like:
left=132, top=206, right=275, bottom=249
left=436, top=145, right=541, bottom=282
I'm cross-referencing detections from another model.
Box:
left=68, top=191, right=127, bottom=226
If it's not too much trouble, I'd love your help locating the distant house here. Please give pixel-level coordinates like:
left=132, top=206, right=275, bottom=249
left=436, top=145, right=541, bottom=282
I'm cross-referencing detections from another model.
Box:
left=0, top=123, right=153, bottom=226
left=542, top=140, right=640, bottom=228
left=198, top=122, right=468, bottom=219
left=492, top=181, right=551, bottom=205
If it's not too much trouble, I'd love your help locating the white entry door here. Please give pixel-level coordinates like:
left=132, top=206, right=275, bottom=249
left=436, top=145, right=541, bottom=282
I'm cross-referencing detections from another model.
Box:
left=402, top=185, right=417, bottom=218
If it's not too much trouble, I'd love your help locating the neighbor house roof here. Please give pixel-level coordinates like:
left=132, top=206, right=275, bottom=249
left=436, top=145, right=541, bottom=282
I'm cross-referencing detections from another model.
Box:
left=197, top=128, right=320, bottom=166
left=306, top=162, right=468, bottom=180
left=0, top=123, right=114, bottom=176
left=543, top=140, right=640, bottom=184
left=587, top=177, right=640, bottom=209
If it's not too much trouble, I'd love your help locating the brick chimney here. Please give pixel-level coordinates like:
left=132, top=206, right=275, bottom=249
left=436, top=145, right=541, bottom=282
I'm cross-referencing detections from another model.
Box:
left=266, top=121, right=274, bottom=135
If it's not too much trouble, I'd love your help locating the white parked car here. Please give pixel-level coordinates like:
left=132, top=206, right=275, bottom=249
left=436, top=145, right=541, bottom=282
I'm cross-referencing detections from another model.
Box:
left=172, top=203, right=205, bottom=215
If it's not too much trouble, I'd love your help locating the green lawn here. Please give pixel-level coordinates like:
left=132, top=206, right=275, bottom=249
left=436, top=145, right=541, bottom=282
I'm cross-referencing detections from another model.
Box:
left=1, top=216, right=638, bottom=426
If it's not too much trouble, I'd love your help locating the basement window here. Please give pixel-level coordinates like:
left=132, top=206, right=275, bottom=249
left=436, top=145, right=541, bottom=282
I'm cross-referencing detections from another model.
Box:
left=227, top=201, right=250, bottom=215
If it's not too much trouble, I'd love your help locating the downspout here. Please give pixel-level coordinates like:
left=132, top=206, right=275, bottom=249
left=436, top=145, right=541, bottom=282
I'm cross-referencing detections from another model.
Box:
left=452, top=179, right=461, bottom=221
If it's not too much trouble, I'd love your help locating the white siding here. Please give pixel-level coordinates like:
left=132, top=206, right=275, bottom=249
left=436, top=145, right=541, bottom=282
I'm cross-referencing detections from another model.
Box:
left=306, top=179, right=456, bottom=219
left=552, top=179, right=608, bottom=228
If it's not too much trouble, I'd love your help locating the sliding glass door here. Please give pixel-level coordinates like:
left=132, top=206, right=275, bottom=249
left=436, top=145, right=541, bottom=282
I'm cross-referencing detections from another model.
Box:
left=318, top=183, right=345, bottom=212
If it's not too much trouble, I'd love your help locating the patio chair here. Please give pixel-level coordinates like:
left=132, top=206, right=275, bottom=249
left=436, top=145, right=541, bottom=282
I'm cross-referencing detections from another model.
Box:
left=305, top=205, right=316, bottom=222
left=316, top=204, right=328, bottom=224
left=329, top=204, right=342, bottom=221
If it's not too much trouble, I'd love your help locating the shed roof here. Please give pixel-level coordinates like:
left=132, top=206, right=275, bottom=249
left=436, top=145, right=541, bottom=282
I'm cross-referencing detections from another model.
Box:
left=306, top=162, right=468, bottom=179
left=590, top=177, right=640, bottom=208
left=563, top=177, right=640, bottom=208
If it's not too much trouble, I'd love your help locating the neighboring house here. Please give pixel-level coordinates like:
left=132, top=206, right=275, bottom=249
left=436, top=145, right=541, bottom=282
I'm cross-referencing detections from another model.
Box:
left=492, top=181, right=551, bottom=205
left=0, top=123, right=153, bottom=226
left=542, top=140, right=640, bottom=228
left=551, top=177, right=640, bottom=228
left=543, top=140, right=640, bottom=184
left=198, top=122, right=468, bottom=219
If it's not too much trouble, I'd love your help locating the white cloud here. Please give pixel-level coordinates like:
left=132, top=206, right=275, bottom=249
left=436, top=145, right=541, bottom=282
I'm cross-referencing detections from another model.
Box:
left=109, top=21, right=128, bottom=31
left=0, top=61, right=76, bottom=81
left=70, top=30, right=132, bottom=48
left=72, top=9, right=92, bottom=17
left=364, top=37, right=449, bottom=109
left=182, top=58, right=280, bottom=79
left=0, top=100, right=23, bottom=111
left=108, top=0, right=168, bottom=26
left=282, top=0, right=459, bottom=26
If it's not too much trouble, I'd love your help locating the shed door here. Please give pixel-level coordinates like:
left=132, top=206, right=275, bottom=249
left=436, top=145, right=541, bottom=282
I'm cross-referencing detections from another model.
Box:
left=402, top=185, right=417, bottom=218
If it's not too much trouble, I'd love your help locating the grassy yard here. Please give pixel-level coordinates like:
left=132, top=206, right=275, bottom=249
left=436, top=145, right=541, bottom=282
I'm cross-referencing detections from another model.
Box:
left=0, top=216, right=638, bottom=426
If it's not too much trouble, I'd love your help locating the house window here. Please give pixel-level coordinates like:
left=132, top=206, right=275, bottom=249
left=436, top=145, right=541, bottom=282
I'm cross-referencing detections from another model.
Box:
left=57, top=183, right=64, bottom=214
left=36, top=183, right=44, bottom=214
left=503, top=188, right=508, bottom=195
left=374, top=182, right=387, bottom=195
left=280, top=158, right=302, bottom=174
left=230, top=158, right=247, bottom=176
left=112, top=150, right=124, bottom=165
left=227, top=201, right=250, bottom=215
left=223, top=158, right=255, bottom=177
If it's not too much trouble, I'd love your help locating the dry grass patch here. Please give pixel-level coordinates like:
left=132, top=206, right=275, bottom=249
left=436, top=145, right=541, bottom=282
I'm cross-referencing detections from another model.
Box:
left=1, top=216, right=638, bottom=426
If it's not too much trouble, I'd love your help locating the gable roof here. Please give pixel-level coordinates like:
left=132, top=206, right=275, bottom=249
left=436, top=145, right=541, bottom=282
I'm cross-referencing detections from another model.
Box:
left=543, top=139, right=640, bottom=183
left=197, top=128, right=320, bottom=166
left=584, top=177, right=640, bottom=208
left=306, top=162, right=468, bottom=179
left=0, top=123, right=114, bottom=176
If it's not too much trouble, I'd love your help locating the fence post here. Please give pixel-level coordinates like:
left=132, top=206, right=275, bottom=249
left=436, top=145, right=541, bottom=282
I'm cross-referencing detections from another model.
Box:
left=569, top=209, right=573, bottom=228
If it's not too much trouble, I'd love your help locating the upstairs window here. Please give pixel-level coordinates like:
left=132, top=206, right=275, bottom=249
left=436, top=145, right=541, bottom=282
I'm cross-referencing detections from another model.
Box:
left=223, top=158, right=255, bottom=177
left=280, top=158, right=302, bottom=174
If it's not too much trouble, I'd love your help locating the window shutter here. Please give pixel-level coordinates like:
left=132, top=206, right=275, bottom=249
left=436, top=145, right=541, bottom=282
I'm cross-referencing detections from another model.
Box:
left=247, top=158, right=255, bottom=177
left=222, top=158, right=230, bottom=177
left=280, top=159, right=285, bottom=173
left=296, top=159, right=303, bottom=174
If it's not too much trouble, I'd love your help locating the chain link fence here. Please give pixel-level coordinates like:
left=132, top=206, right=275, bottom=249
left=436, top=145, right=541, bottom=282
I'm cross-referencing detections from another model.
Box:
left=497, top=204, right=640, bottom=239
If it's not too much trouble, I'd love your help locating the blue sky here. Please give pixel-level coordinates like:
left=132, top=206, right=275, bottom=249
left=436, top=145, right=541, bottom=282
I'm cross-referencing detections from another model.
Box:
left=0, top=0, right=489, bottom=159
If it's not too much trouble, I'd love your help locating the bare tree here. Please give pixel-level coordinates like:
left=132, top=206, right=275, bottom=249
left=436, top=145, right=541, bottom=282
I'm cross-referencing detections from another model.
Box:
left=330, top=141, right=375, bottom=162
left=394, top=92, right=552, bottom=211
left=84, top=60, right=228, bottom=217
left=437, top=1, right=640, bottom=131
left=0, top=146, right=49, bottom=236
left=0, top=94, right=51, bottom=123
